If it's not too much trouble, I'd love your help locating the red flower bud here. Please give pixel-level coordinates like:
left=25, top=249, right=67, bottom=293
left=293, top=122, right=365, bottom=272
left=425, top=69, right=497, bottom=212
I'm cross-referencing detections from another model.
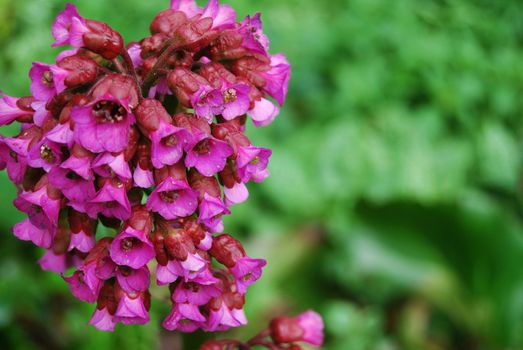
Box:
left=167, top=68, right=209, bottom=107
left=83, top=19, right=124, bottom=60
left=150, top=10, right=188, bottom=36
left=135, top=98, right=172, bottom=132
left=269, top=317, right=305, bottom=345
left=210, top=234, right=245, bottom=268
left=58, top=55, right=99, bottom=88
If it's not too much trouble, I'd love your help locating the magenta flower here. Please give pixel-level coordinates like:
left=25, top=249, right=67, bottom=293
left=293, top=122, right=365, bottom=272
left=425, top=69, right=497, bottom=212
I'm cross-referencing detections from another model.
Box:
left=114, top=286, right=150, bottom=325
left=93, top=152, right=132, bottom=179
left=192, top=86, right=224, bottom=123
left=198, top=193, right=230, bottom=232
left=230, top=257, right=266, bottom=294
left=146, top=178, right=198, bottom=219
left=12, top=218, right=53, bottom=249
left=110, top=227, right=155, bottom=269
left=68, top=210, right=96, bottom=254
left=89, top=307, right=116, bottom=332
left=52, top=3, right=85, bottom=47
left=207, top=303, right=247, bottom=331
left=150, top=119, right=189, bottom=169
left=87, top=179, right=131, bottom=220
left=185, top=137, right=232, bottom=176
left=173, top=282, right=221, bottom=306
left=163, top=303, right=206, bottom=332
left=60, top=147, right=94, bottom=181
left=71, top=97, right=136, bottom=153
left=116, top=266, right=151, bottom=293
left=296, top=311, right=325, bottom=346
left=249, top=97, right=280, bottom=127
left=49, top=167, right=96, bottom=211
left=45, top=122, right=74, bottom=146
left=64, top=270, right=102, bottom=303
left=14, top=184, right=61, bottom=231
left=0, top=93, right=33, bottom=126
left=223, top=182, right=249, bottom=206
left=29, top=62, right=57, bottom=102
left=270, top=310, right=324, bottom=347
left=27, top=139, right=62, bottom=172
left=261, top=54, right=291, bottom=106
left=236, top=145, right=272, bottom=183
left=240, top=13, right=270, bottom=56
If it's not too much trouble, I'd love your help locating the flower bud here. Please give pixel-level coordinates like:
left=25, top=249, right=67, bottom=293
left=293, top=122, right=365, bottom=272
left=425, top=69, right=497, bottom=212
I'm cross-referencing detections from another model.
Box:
left=83, top=19, right=124, bottom=60
left=150, top=9, right=188, bottom=35
left=210, top=234, right=245, bottom=268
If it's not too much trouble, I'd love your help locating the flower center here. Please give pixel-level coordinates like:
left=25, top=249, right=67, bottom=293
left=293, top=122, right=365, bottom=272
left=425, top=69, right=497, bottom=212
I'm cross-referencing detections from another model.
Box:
left=194, top=139, right=210, bottom=155
left=40, top=144, right=55, bottom=163
left=120, top=237, right=138, bottom=252
left=242, top=273, right=253, bottom=282
left=162, top=135, right=178, bottom=147
left=9, top=150, right=18, bottom=161
left=223, top=88, right=237, bottom=103
left=93, top=100, right=127, bottom=123
left=250, top=156, right=260, bottom=165
left=42, top=71, right=54, bottom=88
left=160, top=190, right=180, bottom=203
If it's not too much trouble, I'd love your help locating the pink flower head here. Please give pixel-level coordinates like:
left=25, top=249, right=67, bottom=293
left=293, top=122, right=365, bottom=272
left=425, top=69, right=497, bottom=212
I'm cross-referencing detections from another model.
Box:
left=110, top=226, right=155, bottom=269
left=198, top=193, right=230, bottom=233
left=185, top=137, right=233, bottom=176
left=192, top=84, right=250, bottom=122
left=150, top=119, right=189, bottom=169
left=230, top=256, right=266, bottom=294
left=236, top=145, right=272, bottom=183
left=163, top=303, right=206, bottom=332
left=146, top=178, right=198, bottom=220
left=0, top=93, right=33, bottom=126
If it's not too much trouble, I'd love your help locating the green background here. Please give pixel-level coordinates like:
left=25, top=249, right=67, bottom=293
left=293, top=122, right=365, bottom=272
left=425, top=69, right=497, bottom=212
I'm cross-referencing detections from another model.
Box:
left=1, top=0, right=523, bottom=349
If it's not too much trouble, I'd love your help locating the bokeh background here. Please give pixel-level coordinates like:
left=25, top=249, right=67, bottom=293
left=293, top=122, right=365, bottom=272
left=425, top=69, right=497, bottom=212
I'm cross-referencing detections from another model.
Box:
left=1, top=0, right=523, bottom=349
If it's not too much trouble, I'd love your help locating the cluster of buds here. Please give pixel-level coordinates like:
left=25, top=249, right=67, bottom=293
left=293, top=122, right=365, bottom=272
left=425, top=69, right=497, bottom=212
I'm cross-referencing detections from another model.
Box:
left=0, top=0, right=291, bottom=332
left=200, top=310, right=324, bottom=349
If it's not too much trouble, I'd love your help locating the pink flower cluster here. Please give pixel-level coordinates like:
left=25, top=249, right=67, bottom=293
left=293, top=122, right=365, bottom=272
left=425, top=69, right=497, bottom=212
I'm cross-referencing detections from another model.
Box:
left=0, top=0, right=290, bottom=332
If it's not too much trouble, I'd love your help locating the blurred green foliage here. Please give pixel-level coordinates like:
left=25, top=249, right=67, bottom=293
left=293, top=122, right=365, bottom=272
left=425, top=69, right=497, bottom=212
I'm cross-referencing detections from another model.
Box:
left=1, top=0, right=523, bottom=349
